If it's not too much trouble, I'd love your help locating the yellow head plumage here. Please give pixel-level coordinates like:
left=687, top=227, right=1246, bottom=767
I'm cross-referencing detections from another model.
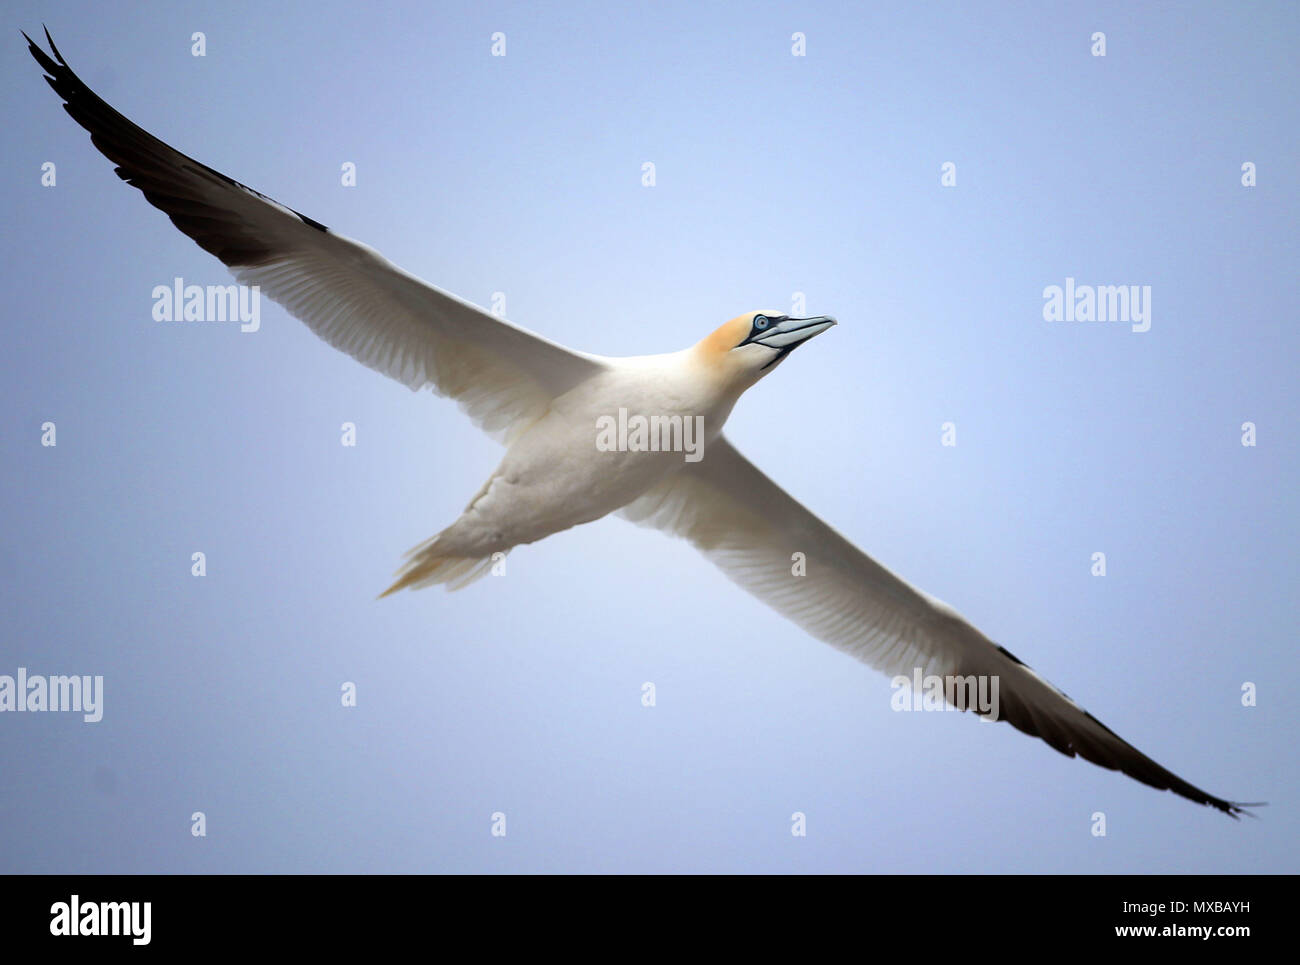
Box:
left=690, top=310, right=838, bottom=396
left=697, top=312, right=760, bottom=361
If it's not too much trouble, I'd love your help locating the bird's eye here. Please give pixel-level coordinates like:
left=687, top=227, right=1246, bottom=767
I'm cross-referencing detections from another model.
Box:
left=754, top=316, right=769, bottom=330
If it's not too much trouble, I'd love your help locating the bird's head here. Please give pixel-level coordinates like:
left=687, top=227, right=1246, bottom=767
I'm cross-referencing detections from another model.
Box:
left=694, top=310, right=837, bottom=391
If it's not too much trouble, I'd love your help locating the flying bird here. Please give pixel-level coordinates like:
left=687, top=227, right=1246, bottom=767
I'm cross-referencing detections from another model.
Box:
left=25, top=29, right=1257, bottom=817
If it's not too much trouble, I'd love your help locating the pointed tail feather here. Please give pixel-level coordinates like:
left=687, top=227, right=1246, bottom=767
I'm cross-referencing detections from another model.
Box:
left=378, top=539, right=499, bottom=597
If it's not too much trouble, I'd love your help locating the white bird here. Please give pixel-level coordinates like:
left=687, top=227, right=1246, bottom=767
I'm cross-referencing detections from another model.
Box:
left=27, top=30, right=1257, bottom=817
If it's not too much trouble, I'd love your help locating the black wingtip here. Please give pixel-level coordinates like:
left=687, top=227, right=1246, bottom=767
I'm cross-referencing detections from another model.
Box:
left=1215, top=799, right=1265, bottom=820
left=42, top=24, right=63, bottom=63
left=24, top=27, right=60, bottom=78
left=1229, top=801, right=1267, bottom=820
left=22, top=25, right=64, bottom=69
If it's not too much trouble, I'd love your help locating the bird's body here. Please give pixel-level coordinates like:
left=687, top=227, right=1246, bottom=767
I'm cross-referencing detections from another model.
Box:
left=25, top=28, right=1258, bottom=817
left=393, top=347, right=733, bottom=590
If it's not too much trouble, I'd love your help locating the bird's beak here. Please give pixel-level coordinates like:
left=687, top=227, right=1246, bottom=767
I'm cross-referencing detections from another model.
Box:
left=751, top=315, right=837, bottom=349
left=749, top=315, right=836, bottom=368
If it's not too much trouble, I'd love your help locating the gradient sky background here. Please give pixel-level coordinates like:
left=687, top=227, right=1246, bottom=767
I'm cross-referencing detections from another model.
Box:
left=2, top=0, right=1297, bottom=873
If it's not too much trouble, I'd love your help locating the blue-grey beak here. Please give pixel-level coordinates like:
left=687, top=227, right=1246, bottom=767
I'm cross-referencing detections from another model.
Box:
left=751, top=315, right=837, bottom=349
left=744, top=314, right=837, bottom=368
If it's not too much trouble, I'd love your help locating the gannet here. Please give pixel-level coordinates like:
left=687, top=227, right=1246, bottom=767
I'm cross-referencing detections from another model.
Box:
left=26, top=30, right=1257, bottom=817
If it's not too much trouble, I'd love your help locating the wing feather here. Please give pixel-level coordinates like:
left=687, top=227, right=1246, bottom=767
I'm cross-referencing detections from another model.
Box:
left=622, top=436, right=1256, bottom=816
left=26, top=29, right=603, bottom=442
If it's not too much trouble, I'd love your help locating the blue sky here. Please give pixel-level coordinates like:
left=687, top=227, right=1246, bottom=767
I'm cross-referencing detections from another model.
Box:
left=2, top=0, right=1296, bottom=872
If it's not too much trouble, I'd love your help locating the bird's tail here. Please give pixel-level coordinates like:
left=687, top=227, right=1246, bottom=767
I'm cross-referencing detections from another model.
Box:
left=377, top=536, right=500, bottom=597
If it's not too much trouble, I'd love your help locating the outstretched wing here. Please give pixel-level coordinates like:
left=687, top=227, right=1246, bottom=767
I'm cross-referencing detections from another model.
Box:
left=26, top=29, right=604, bottom=442
left=622, top=436, right=1256, bottom=816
